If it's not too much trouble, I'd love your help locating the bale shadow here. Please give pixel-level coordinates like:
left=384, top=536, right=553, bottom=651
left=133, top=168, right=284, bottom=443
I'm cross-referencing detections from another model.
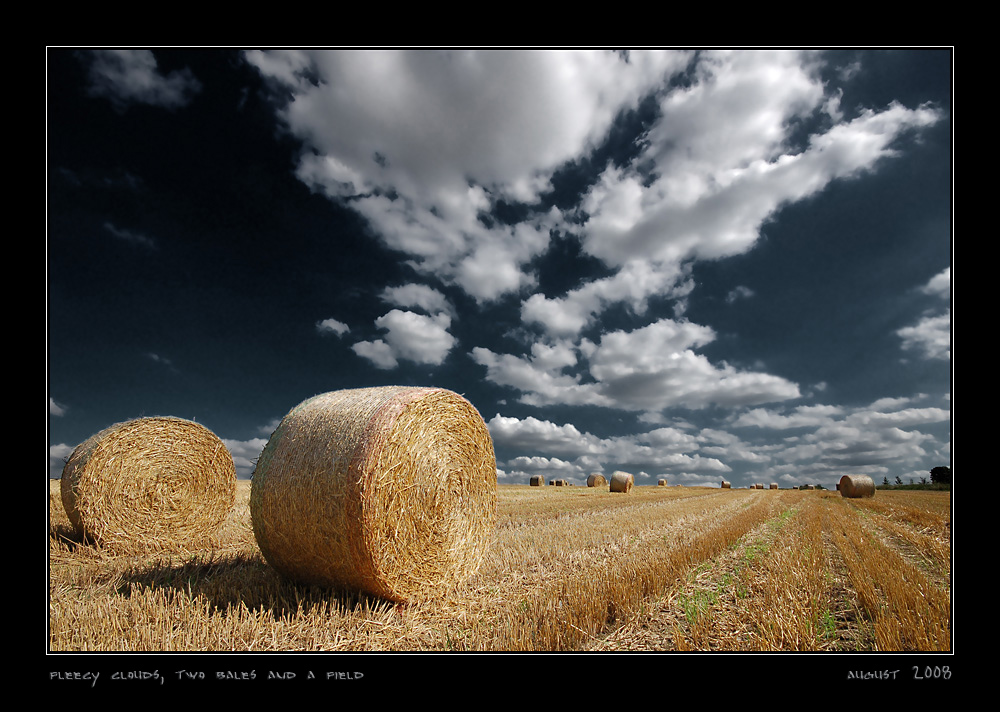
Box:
left=115, top=552, right=390, bottom=619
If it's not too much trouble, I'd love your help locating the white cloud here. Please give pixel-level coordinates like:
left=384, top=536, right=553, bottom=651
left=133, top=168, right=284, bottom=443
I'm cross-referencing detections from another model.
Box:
left=380, top=283, right=453, bottom=316
left=223, top=437, right=268, bottom=479
left=352, top=339, right=398, bottom=370
left=477, top=317, right=800, bottom=413
left=82, top=49, right=201, bottom=112
left=50, top=398, right=68, bottom=417
left=729, top=398, right=949, bottom=483
left=49, top=443, right=75, bottom=478
left=245, top=49, right=689, bottom=303
left=922, top=267, right=950, bottom=299
left=316, top=318, right=349, bottom=336
left=354, top=309, right=456, bottom=369
left=487, top=413, right=731, bottom=483
left=896, top=267, right=951, bottom=360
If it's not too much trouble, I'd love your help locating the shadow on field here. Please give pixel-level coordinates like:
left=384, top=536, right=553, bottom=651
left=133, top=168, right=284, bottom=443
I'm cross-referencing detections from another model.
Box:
left=114, top=551, right=389, bottom=617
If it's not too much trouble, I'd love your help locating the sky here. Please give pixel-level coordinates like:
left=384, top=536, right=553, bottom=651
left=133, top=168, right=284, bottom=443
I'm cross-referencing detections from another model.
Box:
left=46, top=48, right=952, bottom=489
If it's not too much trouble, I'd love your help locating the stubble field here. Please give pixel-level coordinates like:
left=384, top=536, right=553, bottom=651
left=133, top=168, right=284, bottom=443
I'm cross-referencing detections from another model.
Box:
left=48, top=479, right=951, bottom=653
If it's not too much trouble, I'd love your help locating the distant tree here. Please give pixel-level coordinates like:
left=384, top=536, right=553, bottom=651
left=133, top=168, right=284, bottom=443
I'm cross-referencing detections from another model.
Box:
left=883, top=476, right=889, bottom=486
left=895, top=476, right=903, bottom=485
left=920, top=477, right=928, bottom=485
left=930, top=466, right=951, bottom=484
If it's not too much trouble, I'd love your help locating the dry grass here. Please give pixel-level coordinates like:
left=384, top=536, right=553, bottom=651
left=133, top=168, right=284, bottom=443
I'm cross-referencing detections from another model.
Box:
left=49, top=481, right=950, bottom=653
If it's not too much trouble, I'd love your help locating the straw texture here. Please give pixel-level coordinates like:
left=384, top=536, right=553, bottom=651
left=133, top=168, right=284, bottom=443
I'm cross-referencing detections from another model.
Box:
left=609, top=471, right=634, bottom=493
left=529, top=475, right=545, bottom=486
left=586, top=474, right=607, bottom=488
left=250, top=386, right=498, bottom=603
left=839, top=474, right=876, bottom=498
left=60, top=417, right=236, bottom=552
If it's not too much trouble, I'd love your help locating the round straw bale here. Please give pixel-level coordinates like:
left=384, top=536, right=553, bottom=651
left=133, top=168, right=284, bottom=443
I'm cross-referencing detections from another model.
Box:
left=839, top=474, right=875, bottom=498
left=721, top=480, right=731, bottom=489
left=250, top=386, right=497, bottom=603
left=609, top=471, right=634, bottom=493
left=769, top=483, right=778, bottom=490
left=586, top=473, right=607, bottom=488
left=60, top=416, right=236, bottom=552
left=658, top=479, right=667, bottom=486
left=529, top=475, right=544, bottom=486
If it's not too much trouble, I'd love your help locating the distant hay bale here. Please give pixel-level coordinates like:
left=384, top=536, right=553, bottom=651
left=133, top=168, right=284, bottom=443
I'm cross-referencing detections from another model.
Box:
left=658, top=479, right=667, bottom=486
left=529, top=475, right=545, bottom=487
left=609, top=471, right=634, bottom=493
left=586, top=474, right=607, bottom=488
left=755, top=483, right=764, bottom=490
left=803, top=485, right=815, bottom=490
left=769, top=483, right=778, bottom=490
left=60, top=416, right=236, bottom=552
left=839, top=474, right=875, bottom=499
left=554, top=479, right=565, bottom=486
left=721, top=480, right=731, bottom=488
left=250, top=386, right=497, bottom=603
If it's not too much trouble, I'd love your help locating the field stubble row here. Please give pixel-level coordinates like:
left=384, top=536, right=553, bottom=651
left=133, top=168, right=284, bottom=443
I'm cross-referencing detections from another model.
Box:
left=48, top=480, right=950, bottom=652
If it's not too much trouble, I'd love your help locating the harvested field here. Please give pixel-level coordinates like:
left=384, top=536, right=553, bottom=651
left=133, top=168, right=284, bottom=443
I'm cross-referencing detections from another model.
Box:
left=49, top=481, right=951, bottom=653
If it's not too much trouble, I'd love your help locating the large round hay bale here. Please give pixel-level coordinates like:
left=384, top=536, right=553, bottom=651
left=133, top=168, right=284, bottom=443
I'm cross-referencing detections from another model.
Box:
left=721, top=480, right=731, bottom=488
left=839, top=474, right=875, bottom=499
left=60, top=416, right=236, bottom=552
left=609, top=471, right=634, bottom=493
left=529, top=475, right=544, bottom=486
left=658, top=479, right=667, bottom=486
left=250, top=386, right=497, bottom=603
left=769, top=483, right=778, bottom=490
left=586, top=474, right=607, bottom=488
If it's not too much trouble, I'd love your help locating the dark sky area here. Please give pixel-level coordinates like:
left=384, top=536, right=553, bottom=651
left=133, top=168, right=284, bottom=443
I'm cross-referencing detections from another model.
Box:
left=47, top=49, right=952, bottom=488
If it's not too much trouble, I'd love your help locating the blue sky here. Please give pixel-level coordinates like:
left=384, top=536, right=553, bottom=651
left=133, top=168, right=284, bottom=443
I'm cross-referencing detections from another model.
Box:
left=47, top=49, right=951, bottom=488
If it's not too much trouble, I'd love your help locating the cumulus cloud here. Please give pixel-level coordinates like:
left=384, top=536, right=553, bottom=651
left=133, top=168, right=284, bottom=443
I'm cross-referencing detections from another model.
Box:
left=475, top=317, right=800, bottom=413
left=245, top=49, right=690, bottom=303
left=353, top=309, right=456, bottom=369
left=316, top=318, right=349, bottom=336
left=728, top=397, right=949, bottom=484
left=380, top=283, right=454, bottom=316
left=223, top=437, right=269, bottom=479
left=82, top=49, right=201, bottom=112
left=49, top=443, right=75, bottom=478
left=898, top=267, right=951, bottom=360
left=487, top=413, right=730, bottom=483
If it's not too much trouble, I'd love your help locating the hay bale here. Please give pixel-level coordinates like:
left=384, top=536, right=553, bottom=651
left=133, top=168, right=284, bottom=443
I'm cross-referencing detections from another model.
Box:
left=839, top=474, right=875, bottom=499
left=60, top=416, right=236, bottom=552
left=721, top=480, right=731, bottom=489
left=250, top=386, right=497, bottom=603
left=609, top=471, right=634, bottom=493
left=586, top=474, right=607, bottom=488
left=529, top=475, right=545, bottom=487
left=769, top=483, right=778, bottom=490
left=658, top=479, right=667, bottom=486
left=755, top=483, right=764, bottom=490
